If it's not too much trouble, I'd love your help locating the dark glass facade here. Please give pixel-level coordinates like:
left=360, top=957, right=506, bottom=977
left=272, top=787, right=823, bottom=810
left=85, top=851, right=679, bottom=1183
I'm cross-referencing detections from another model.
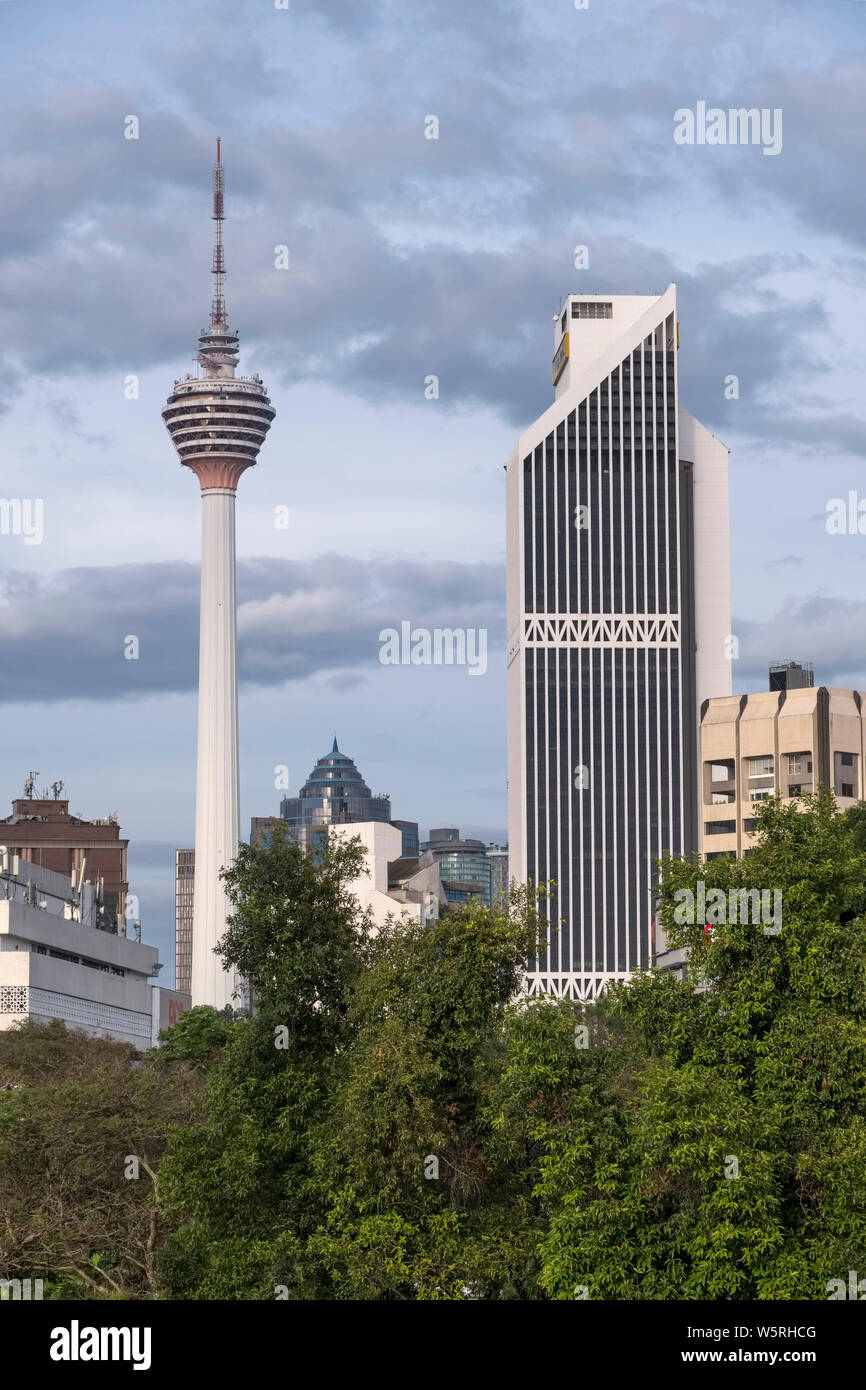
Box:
left=421, top=829, right=492, bottom=906
left=519, top=310, right=697, bottom=996
left=279, top=738, right=392, bottom=835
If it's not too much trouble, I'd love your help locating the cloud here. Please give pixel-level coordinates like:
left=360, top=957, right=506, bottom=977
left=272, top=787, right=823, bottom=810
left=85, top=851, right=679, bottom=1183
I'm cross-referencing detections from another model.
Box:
left=734, top=594, right=866, bottom=691
left=0, top=554, right=504, bottom=704
left=0, top=0, right=861, bottom=453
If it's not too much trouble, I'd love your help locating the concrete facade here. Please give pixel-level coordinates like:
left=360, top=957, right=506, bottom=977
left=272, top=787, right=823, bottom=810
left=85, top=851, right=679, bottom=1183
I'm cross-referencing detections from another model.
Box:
left=0, top=853, right=182, bottom=1048
left=329, top=822, right=441, bottom=932
left=701, top=685, right=866, bottom=857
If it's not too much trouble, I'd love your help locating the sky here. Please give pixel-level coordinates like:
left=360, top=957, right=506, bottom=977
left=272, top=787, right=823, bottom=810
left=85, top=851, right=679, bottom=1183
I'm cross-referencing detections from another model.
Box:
left=1, top=0, right=866, bottom=980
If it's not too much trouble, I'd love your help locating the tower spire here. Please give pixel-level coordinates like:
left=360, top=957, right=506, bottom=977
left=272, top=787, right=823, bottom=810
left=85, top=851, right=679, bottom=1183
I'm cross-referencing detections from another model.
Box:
left=211, top=137, right=226, bottom=326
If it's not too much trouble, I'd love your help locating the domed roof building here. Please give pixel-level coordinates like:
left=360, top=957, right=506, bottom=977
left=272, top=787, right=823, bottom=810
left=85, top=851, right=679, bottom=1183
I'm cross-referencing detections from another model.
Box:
left=279, top=738, right=391, bottom=834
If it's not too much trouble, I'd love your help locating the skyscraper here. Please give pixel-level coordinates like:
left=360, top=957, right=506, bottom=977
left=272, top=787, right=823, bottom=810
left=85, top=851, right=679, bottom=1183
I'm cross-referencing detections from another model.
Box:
left=506, top=286, right=731, bottom=1000
left=163, top=142, right=276, bottom=1009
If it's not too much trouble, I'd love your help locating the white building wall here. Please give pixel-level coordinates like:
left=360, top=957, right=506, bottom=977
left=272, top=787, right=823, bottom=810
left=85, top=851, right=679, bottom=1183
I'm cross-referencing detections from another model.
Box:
left=0, top=866, right=161, bottom=1048
left=330, top=822, right=429, bottom=932
left=678, top=406, right=732, bottom=709
left=506, top=441, right=526, bottom=888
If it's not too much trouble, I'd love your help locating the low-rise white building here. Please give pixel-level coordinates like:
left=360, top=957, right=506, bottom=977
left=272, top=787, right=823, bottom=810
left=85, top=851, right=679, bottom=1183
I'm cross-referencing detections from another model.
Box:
left=330, top=822, right=441, bottom=932
left=0, top=849, right=185, bottom=1048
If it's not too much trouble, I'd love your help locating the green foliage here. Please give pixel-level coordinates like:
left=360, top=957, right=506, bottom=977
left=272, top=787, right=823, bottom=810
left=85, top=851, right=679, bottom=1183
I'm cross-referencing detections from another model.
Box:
left=535, top=793, right=866, bottom=1299
left=156, top=1005, right=236, bottom=1066
left=0, top=1020, right=205, bottom=1299
left=5, top=794, right=866, bottom=1300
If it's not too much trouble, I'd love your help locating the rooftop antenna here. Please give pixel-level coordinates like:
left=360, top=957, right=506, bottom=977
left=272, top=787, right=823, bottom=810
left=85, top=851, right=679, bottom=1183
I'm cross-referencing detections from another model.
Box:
left=51, top=780, right=64, bottom=800
left=24, top=771, right=39, bottom=800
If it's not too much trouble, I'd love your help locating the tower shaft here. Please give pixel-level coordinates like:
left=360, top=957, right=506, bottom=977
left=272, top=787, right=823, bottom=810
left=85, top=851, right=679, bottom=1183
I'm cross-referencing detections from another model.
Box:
left=190, top=487, right=241, bottom=1010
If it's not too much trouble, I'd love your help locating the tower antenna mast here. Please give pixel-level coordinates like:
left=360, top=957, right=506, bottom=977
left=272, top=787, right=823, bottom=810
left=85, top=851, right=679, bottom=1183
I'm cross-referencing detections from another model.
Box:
left=211, top=137, right=226, bottom=326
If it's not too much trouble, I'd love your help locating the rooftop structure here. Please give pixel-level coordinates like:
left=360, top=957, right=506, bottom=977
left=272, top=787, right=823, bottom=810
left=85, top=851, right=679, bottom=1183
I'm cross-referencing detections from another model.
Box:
left=0, top=787, right=128, bottom=934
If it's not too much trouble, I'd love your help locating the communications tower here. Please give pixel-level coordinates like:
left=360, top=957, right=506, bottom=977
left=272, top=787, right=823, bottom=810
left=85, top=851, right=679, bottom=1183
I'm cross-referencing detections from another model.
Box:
left=163, top=140, right=276, bottom=1008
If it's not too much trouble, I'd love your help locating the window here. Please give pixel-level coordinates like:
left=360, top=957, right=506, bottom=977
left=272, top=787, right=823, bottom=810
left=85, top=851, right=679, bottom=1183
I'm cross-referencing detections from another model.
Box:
left=833, top=751, right=859, bottom=799
left=749, top=788, right=773, bottom=802
left=705, top=820, right=735, bottom=835
left=747, top=755, right=774, bottom=778
left=787, top=752, right=812, bottom=776
left=743, top=819, right=759, bottom=833
left=704, top=758, right=735, bottom=805
left=571, top=301, right=613, bottom=320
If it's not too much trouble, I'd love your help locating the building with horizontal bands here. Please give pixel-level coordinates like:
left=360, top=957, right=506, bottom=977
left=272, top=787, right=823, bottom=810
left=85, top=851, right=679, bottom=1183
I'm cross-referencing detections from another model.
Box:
left=701, top=681, right=865, bottom=857
left=0, top=851, right=186, bottom=1047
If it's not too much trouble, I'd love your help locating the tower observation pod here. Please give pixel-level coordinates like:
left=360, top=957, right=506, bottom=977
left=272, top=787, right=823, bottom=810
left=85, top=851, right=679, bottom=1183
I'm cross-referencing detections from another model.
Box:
left=162, top=140, right=276, bottom=1010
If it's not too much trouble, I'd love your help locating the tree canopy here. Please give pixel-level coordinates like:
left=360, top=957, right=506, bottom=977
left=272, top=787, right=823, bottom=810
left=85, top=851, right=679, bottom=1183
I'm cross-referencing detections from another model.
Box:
left=2, top=794, right=864, bottom=1299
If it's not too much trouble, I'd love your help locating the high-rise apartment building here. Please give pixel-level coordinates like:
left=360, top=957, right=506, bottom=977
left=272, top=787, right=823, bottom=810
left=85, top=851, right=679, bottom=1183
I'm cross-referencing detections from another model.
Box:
left=701, top=683, right=865, bottom=858
left=174, top=848, right=194, bottom=996
left=506, top=286, right=731, bottom=999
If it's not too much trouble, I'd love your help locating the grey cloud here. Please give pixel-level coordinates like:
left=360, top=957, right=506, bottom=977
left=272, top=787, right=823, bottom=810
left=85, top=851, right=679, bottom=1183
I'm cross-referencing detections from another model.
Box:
left=734, top=594, right=866, bottom=691
left=0, top=0, right=862, bottom=454
left=0, top=554, right=504, bottom=704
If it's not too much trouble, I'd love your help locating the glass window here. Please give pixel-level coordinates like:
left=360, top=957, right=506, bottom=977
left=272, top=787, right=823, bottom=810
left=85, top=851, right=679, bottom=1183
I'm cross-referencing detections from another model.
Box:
left=787, top=751, right=812, bottom=776
left=747, top=755, right=774, bottom=778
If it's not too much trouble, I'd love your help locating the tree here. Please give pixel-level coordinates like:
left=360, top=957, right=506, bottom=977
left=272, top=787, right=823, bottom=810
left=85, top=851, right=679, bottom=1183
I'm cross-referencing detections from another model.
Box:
left=0, top=1020, right=205, bottom=1299
left=156, top=825, right=374, bottom=1299
left=157, top=830, right=548, bottom=1299
left=534, top=793, right=866, bottom=1299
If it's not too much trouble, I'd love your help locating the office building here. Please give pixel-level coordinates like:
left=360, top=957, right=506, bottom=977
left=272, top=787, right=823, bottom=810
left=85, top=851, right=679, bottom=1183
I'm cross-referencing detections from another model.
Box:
left=0, top=786, right=128, bottom=932
left=279, top=738, right=390, bottom=841
left=162, top=142, right=276, bottom=1009
left=391, top=820, right=420, bottom=859
left=251, top=740, right=416, bottom=862
left=421, top=828, right=492, bottom=905
left=701, top=681, right=865, bottom=858
left=506, top=286, right=731, bottom=999
left=0, top=850, right=186, bottom=1048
